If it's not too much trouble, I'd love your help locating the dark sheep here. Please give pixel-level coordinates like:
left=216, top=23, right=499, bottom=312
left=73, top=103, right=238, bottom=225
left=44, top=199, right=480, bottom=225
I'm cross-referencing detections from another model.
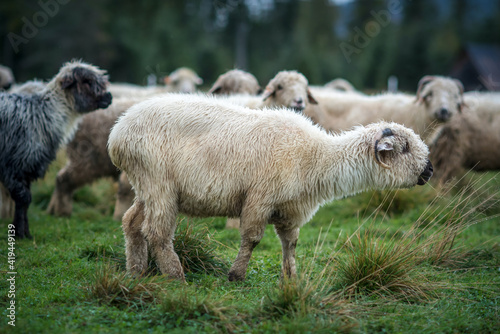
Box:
left=0, top=60, right=112, bottom=238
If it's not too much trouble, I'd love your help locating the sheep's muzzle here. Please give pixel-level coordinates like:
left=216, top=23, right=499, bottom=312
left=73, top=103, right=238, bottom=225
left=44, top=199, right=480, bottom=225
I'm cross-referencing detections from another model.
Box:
left=417, top=160, right=433, bottom=185
left=98, top=92, right=113, bottom=109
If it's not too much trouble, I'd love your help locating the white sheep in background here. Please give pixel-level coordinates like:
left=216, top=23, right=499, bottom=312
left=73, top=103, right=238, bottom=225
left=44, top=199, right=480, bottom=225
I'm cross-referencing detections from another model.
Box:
left=108, top=94, right=433, bottom=282
left=163, top=67, right=203, bottom=93
left=109, top=67, right=202, bottom=98
left=315, top=76, right=465, bottom=140
left=323, top=78, right=357, bottom=92
left=224, top=70, right=318, bottom=112
left=209, top=69, right=262, bottom=96
left=428, top=91, right=500, bottom=183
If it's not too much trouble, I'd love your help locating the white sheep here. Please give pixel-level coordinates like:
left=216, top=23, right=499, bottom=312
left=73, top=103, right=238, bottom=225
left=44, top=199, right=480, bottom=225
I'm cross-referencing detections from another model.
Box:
left=112, top=70, right=325, bottom=227
left=315, top=76, right=465, bottom=140
left=224, top=70, right=318, bottom=112
left=428, top=91, right=500, bottom=183
left=108, top=94, right=433, bottom=282
left=109, top=67, right=202, bottom=98
left=209, top=69, right=261, bottom=96
left=324, top=78, right=357, bottom=92
left=163, top=67, right=203, bottom=93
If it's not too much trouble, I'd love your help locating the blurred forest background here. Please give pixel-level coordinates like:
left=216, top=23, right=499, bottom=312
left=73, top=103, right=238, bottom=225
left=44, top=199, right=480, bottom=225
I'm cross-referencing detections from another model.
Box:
left=1, top=0, right=499, bottom=91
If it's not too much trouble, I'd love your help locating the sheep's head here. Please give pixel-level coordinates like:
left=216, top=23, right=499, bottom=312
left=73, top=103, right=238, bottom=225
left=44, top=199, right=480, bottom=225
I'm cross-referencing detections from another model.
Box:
left=58, top=60, right=112, bottom=113
left=415, top=75, right=464, bottom=122
left=367, top=122, right=433, bottom=188
left=0, top=65, right=14, bottom=91
left=164, top=67, right=203, bottom=93
left=324, top=78, right=356, bottom=92
left=262, top=70, right=318, bottom=112
left=209, top=69, right=261, bottom=95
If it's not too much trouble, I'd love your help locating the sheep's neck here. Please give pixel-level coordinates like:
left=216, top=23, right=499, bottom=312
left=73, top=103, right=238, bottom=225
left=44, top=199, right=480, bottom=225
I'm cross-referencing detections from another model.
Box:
left=39, top=80, right=81, bottom=146
left=312, top=134, right=376, bottom=202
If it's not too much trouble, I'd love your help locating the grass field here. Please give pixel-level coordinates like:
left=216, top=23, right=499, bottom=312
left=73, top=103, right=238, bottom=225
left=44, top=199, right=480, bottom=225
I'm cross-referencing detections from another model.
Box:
left=1, top=155, right=499, bottom=333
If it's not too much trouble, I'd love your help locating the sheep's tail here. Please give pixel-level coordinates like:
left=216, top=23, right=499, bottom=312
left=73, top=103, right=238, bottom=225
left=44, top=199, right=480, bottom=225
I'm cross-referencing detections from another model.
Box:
left=107, top=122, right=127, bottom=171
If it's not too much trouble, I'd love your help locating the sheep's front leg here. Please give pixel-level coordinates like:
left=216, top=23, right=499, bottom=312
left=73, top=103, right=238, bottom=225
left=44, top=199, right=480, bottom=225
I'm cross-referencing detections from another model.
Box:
left=142, top=202, right=185, bottom=282
left=9, top=181, right=32, bottom=239
left=275, top=226, right=299, bottom=278
left=122, top=200, right=148, bottom=275
left=228, top=210, right=268, bottom=281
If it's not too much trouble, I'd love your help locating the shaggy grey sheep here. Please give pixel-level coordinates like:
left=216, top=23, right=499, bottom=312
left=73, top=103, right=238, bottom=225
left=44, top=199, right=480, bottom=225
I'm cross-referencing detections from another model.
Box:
left=0, top=60, right=112, bottom=238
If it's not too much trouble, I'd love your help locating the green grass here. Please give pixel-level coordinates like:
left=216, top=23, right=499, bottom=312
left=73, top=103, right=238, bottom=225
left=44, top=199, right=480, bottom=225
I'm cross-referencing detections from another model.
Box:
left=0, top=157, right=499, bottom=333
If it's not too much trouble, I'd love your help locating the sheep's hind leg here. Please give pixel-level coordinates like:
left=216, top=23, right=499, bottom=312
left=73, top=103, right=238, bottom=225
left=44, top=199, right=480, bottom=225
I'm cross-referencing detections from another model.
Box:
left=47, top=165, right=85, bottom=216
left=142, top=201, right=185, bottom=282
left=122, top=200, right=148, bottom=276
left=228, top=207, right=268, bottom=281
left=275, top=226, right=300, bottom=279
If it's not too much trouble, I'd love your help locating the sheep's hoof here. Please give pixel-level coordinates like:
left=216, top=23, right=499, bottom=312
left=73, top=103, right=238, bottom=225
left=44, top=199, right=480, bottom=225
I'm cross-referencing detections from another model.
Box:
left=228, top=271, right=245, bottom=282
left=14, top=232, right=32, bottom=239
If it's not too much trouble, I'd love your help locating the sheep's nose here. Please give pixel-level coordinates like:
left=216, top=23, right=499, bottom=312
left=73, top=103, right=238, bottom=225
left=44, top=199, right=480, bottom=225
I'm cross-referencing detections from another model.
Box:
left=295, top=98, right=303, bottom=105
left=439, top=108, right=449, bottom=118
left=417, top=160, right=433, bottom=185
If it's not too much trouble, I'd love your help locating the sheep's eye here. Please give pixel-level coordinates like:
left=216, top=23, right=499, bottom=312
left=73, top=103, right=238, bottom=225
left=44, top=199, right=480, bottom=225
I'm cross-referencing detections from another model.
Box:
left=425, top=92, right=433, bottom=100
left=277, top=84, right=283, bottom=90
left=403, top=141, right=410, bottom=153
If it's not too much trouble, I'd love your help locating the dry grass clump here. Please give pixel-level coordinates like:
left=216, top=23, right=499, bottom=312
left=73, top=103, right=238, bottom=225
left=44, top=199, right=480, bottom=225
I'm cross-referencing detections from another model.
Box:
left=88, top=262, right=167, bottom=307
left=80, top=219, right=230, bottom=277
left=333, top=173, right=500, bottom=300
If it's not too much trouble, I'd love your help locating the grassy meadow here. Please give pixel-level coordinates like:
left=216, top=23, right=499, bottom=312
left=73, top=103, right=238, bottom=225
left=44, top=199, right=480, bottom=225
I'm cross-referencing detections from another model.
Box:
left=0, top=153, right=499, bottom=333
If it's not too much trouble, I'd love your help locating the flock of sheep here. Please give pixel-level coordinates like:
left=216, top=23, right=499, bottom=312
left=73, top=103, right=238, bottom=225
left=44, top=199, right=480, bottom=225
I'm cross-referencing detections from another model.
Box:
left=0, top=60, right=498, bottom=282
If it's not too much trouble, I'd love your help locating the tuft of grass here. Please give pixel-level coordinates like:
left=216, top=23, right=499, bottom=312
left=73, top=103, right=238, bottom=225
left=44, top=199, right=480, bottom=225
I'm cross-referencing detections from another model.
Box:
left=87, top=262, right=167, bottom=308
left=334, top=228, right=433, bottom=301
left=80, top=220, right=230, bottom=278
left=173, top=220, right=230, bottom=276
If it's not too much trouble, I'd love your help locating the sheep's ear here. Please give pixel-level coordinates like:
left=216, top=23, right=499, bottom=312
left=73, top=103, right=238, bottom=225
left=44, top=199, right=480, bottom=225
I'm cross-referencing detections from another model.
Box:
left=60, top=73, right=75, bottom=89
left=163, top=76, right=171, bottom=85
left=262, top=87, right=275, bottom=101
left=373, top=128, right=394, bottom=169
left=195, top=76, right=203, bottom=85
left=376, top=140, right=393, bottom=152
left=307, top=88, right=318, bottom=104
left=209, top=85, right=222, bottom=95
left=453, top=79, right=464, bottom=96
left=415, top=75, right=435, bottom=104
